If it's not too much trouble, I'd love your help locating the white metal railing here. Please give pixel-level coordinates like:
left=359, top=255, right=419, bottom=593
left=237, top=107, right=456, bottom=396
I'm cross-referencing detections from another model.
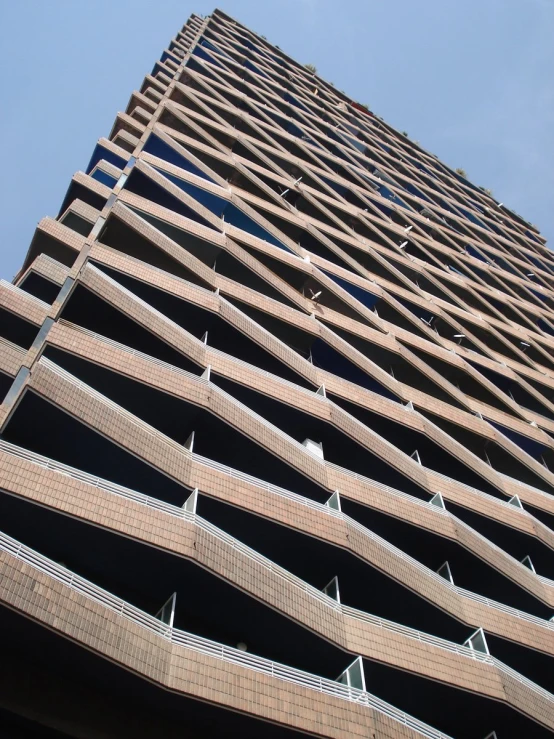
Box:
left=208, top=344, right=320, bottom=399
left=92, top=242, right=216, bottom=297
left=37, top=351, right=330, bottom=517
left=0, top=439, right=180, bottom=517
left=327, top=458, right=554, bottom=594
left=84, top=265, right=554, bottom=521
left=332, top=464, right=554, bottom=625
left=326, top=462, right=553, bottom=584
left=345, top=509, right=554, bottom=628
left=32, top=358, right=554, bottom=630
left=79, top=272, right=324, bottom=463
left=68, top=296, right=325, bottom=490
left=0, top=279, right=50, bottom=309
left=432, top=466, right=551, bottom=509
left=42, top=327, right=322, bottom=467
left=339, top=601, right=554, bottom=701
left=86, top=262, right=213, bottom=340
left=0, top=529, right=453, bottom=739
left=34, top=346, right=554, bottom=629
left=423, top=403, right=554, bottom=493
left=210, top=381, right=325, bottom=462
left=455, top=584, right=553, bottom=628
left=0, top=336, right=25, bottom=354
left=538, top=573, right=554, bottom=588
left=38, top=356, right=204, bottom=460
left=1, top=437, right=553, bottom=676
left=48, top=321, right=487, bottom=524
left=201, top=339, right=554, bottom=553
left=200, top=515, right=340, bottom=610
left=498, top=469, right=554, bottom=503
left=327, top=459, right=449, bottom=514
left=192, top=451, right=340, bottom=514
left=39, top=342, right=554, bottom=629
left=404, top=414, right=554, bottom=572
left=56, top=320, right=203, bottom=384
left=451, top=517, right=554, bottom=592
left=61, top=317, right=554, bottom=567
left=0, top=440, right=337, bottom=612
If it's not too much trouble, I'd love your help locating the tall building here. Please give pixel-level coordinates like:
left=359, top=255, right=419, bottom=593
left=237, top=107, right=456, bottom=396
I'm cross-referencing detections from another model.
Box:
left=1, top=7, right=553, bottom=737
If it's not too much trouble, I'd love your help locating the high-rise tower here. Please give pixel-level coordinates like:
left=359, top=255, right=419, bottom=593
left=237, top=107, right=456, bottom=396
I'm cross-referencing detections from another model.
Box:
left=0, top=8, right=553, bottom=738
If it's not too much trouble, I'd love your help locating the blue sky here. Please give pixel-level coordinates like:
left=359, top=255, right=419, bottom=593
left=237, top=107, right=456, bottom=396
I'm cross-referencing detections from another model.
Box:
left=0, top=0, right=552, bottom=281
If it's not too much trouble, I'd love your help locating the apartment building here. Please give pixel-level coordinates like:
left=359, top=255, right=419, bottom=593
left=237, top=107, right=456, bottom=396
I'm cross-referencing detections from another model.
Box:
left=0, top=8, right=553, bottom=738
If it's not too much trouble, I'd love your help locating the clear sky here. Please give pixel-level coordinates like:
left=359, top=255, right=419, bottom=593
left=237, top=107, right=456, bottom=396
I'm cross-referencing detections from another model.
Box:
left=0, top=0, right=552, bottom=281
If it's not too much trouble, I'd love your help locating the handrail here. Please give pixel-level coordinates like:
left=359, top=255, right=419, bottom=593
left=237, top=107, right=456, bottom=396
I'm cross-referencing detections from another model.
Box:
left=0, top=279, right=50, bottom=308
left=1, top=438, right=553, bottom=692
left=92, top=242, right=217, bottom=297
left=538, top=573, right=554, bottom=587
left=56, top=319, right=204, bottom=384
left=29, top=360, right=554, bottom=630
left=55, top=319, right=352, bottom=453
left=0, top=441, right=336, bottom=612
left=0, top=439, right=182, bottom=517
left=498, top=470, right=554, bottom=503
left=192, top=450, right=339, bottom=514
left=328, top=458, right=554, bottom=594
left=38, top=357, right=204, bottom=460
left=55, top=320, right=548, bottom=539
left=81, top=267, right=554, bottom=513
left=0, top=529, right=453, bottom=739
left=330, top=461, right=554, bottom=624
left=208, top=344, right=320, bottom=399
left=86, top=262, right=214, bottom=338
left=36, top=352, right=332, bottom=515
left=42, top=322, right=456, bottom=518
left=432, top=466, right=554, bottom=506
left=0, top=336, right=26, bottom=354
left=413, top=401, right=554, bottom=491
left=327, top=456, right=446, bottom=507
left=210, top=381, right=325, bottom=461
left=190, top=333, right=554, bottom=541
left=40, top=344, right=321, bottom=468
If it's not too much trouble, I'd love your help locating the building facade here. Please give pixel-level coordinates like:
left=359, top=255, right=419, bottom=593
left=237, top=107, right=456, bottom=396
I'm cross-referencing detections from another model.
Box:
left=0, top=8, right=553, bottom=738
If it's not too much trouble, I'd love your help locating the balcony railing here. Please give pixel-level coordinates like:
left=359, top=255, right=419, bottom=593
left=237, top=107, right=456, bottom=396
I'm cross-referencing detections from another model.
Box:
left=0, top=279, right=50, bottom=309
left=39, top=356, right=201, bottom=459
left=65, top=270, right=554, bottom=512
left=57, top=318, right=204, bottom=384
left=0, top=439, right=553, bottom=708
left=30, top=358, right=554, bottom=633
left=0, top=336, right=26, bottom=355
left=0, top=527, right=453, bottom=739
left=50, top=321, right=541, bottom=526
